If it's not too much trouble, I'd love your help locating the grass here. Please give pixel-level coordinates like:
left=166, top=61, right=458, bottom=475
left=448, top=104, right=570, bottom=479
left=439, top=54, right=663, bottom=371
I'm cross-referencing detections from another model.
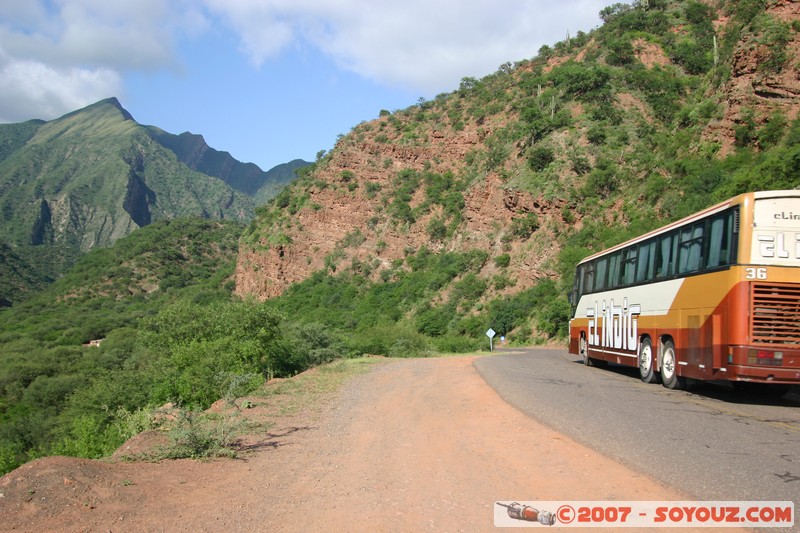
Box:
left=122, top=357, right=385, bottom=462
left=253, top=356, right=384, bottom=417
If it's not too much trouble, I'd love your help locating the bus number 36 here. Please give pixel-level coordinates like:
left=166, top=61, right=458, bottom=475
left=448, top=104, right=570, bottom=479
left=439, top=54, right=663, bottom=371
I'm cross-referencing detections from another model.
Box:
left=746, top=267, right=768, bottom=280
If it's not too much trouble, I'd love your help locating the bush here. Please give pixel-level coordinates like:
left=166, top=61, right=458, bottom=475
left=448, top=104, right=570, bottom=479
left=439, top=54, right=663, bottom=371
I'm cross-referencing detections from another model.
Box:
left=606, top=38, right=635, bottom=66
left=510, top=213, right=540, bottom=239
left=143, top=300, right=282, bottom=407
left=451, top=274, right=488, bottom=304
left=671, top=39, right=712, bottom=75
left=164, top=410, right=242, bottom=459
left=529, top=146, right=555, bottom=171
left=493, top=254, right=511, bottom=268
left=537, top=297, right=571, bottom=338
left=51, top=414, right=120, bottom=459
left=587, top=125, right=607, bottom=145
left=758, top=112, right=788, bottom=148
left=549, top=62, right=612, bottom=102
left=583, top=159, right=619, bottom=198
left=734, top=109, right=758, bottom=147
left=427, top=217, right=448, bottom=241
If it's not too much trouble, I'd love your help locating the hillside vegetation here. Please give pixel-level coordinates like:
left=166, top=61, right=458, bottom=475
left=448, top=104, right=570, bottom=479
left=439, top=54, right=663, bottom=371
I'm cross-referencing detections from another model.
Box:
left=238, top=0, right=800, bottom=343
left=0, top=99, right=309, bottom=304
left=1, top=0, right=799, bottom=475
left=0, top=217, right=496, bottom=473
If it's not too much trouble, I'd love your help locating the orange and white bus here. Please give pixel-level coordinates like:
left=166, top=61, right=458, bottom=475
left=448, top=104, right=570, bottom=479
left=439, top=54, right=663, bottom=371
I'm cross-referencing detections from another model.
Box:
left=568, top=190, right=800, bottom=391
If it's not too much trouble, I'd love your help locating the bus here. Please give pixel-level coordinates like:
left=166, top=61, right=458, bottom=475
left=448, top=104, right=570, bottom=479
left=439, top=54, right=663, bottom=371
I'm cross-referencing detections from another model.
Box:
left=568, top=190, right=800, bottom=392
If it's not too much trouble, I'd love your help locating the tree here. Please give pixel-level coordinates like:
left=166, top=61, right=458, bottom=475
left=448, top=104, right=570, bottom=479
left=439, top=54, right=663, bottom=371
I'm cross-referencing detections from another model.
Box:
left=600, top=3, right=632, bottom=23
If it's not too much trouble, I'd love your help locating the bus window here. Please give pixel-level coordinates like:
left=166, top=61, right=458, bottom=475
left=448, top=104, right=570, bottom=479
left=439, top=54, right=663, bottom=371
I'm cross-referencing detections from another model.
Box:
left=636, top=240, right=656, bottom=283
left=706, top=211, right=733, bottom=268
left=678, top=223, right=704, bottom=274
left=608, top=253, right=621, bottom=288
left=622, top=247, right=637, bottom=286
left=571, top=266, right=582, bottom=305
left=595, top=258, right=608, bottom=291
left=656, top=233, right=675, bottom=278
left=584, top=263, right=595, bottom=294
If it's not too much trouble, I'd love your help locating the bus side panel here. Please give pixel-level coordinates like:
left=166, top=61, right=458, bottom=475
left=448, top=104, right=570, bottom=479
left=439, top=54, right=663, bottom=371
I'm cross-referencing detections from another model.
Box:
left=661, top=271, right=734, bottom=379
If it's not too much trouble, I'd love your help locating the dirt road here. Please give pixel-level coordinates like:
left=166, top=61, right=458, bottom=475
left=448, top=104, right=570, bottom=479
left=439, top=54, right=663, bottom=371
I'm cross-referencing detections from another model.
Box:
left=1, top=356, right=686, bottom=532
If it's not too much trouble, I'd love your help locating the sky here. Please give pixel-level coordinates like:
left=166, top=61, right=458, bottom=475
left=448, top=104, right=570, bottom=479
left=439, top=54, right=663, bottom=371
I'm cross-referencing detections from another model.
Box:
left=0, top=1, right=611, bottom=172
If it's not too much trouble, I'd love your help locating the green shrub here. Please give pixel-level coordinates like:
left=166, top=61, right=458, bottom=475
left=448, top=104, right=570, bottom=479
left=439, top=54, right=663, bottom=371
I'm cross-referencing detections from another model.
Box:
left=51, top=413, right=120, bottom=459
left=758, top=112, right=788, bottom=148
left=549, top=62, right=612, bottom=102
left=672, top=39, right=712, bottom=75
left=753, top=14, right=792, bottom=73
left=143, top=300, right=281, bottom=407
left=415, top=304, right=453, bottom=337
left=734, top=109, right=758, bottom=147
left=388, top=331, right=432, bottom=358
left=164, top=410, right=242, bottom=459
left=493, top=254, right=511, bottom=268
left=451, top=274, right=488, bottom=304
left=432, top=335, right=481, bottom=353
left=529, top=146, right=555, bottom=171
left=587, top=125, right=608, bottom=145
left=510, top=213, right=540, bottom=239
left=427, top=217, right=448, bottom=241
left=606, top=38, right=635, bottom=66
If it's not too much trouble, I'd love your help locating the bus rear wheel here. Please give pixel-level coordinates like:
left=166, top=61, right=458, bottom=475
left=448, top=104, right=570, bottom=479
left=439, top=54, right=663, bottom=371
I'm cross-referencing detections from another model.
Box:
left=660, top=340, right=685, bottom=390
left=638, top=338, right=658, bottom=384
left=580, top=335, right=607, bottom=368
left=579, top=335, right=592, bottom=366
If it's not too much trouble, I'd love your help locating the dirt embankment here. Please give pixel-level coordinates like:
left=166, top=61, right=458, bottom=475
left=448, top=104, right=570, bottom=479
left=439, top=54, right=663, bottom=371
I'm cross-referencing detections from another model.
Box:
left=1, top=356, right=685, bottom=532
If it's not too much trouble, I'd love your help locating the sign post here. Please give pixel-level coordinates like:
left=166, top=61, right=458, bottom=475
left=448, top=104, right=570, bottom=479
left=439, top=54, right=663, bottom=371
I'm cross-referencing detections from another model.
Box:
left=486, top=328, right=496, bottom=351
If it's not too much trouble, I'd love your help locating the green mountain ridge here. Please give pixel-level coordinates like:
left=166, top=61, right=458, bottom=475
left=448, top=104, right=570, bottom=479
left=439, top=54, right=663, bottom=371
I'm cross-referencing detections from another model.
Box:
left=0, top=98, right=310, bottom=304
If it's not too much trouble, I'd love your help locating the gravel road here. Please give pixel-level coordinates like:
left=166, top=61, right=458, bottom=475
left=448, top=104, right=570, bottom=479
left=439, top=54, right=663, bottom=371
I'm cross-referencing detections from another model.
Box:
left=1, top=356, right=688, bottom=532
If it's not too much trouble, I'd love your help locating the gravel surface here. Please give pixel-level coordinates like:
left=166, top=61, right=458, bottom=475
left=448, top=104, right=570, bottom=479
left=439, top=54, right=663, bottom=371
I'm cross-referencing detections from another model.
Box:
left=0, top=355, right=687, bottom=532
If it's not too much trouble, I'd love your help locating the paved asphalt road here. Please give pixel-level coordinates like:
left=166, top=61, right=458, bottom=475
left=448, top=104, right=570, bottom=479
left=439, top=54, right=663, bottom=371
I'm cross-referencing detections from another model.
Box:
left=474, top=348, right=800, bottom=504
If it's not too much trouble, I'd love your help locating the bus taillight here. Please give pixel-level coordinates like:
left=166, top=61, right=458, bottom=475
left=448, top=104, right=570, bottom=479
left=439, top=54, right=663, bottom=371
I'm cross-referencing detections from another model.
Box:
left=749, top=349, right=784, bottom=366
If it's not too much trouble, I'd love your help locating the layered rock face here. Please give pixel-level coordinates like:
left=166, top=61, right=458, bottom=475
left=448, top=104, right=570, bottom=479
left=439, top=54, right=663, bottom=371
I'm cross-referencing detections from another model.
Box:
left=235, top=110, right=568, bottom=300
left=236, top=1, right=800, bottom=302
left=704, top=0, right=800, bottom=154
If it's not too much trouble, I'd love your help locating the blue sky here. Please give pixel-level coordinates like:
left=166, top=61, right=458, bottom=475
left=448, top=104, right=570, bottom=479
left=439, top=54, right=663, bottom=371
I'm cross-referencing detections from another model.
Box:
left=0, top=1, right=610, bottom=171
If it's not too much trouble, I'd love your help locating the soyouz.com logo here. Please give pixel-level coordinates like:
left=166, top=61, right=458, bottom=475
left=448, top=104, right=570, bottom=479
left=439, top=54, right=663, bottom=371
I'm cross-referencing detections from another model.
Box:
left=493, top=501, right=794, bottom=528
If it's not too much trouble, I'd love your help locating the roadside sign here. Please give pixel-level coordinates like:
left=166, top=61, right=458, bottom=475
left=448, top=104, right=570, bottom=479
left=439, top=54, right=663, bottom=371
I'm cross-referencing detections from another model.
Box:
left=486, top=328, right=496, bottom=351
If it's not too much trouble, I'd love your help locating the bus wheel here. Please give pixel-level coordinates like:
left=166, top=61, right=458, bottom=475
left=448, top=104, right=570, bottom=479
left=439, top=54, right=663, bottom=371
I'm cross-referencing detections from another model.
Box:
left=660, top=340, right=685, bottom=390
left=638, top=338, right=658, bottom=384
left=580, top=335, right=607, bottom=368
left=579, top=335, right=592, bottom=366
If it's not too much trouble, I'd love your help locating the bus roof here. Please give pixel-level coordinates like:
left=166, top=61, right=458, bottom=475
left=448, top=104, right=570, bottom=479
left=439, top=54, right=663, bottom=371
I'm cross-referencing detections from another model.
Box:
left=575, top=189, right=800, bottom=266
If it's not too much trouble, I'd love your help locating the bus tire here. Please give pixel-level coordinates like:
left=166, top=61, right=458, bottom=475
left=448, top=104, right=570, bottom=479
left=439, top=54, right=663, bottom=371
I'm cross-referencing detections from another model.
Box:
left=638, top=337, right=658, bottom=383
left=580, top=335, right=605, bottom=367
left=579, top=335, right=592, bottom=366
left=660, top=339, right=685, bottom=390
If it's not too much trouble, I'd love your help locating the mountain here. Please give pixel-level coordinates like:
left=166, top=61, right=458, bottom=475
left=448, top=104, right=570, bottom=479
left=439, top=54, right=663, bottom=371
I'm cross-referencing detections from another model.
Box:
left=0, top=98, right=310, bottom=301
left=236, top=0, right=800, bottom=328
left=146, top=129, right=309, bottom=200
left=0, top=242, right=51, bottom=307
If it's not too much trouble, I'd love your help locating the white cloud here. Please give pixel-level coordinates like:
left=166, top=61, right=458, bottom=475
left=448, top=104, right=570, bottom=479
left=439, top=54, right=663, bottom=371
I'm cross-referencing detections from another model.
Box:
left=0, top=49, right=122, bottom=122
left=0, top=0, right=610, bottom=123
left=201, top=0, right=608, bottom=94
left=0, top=0, right=205, bottom=122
